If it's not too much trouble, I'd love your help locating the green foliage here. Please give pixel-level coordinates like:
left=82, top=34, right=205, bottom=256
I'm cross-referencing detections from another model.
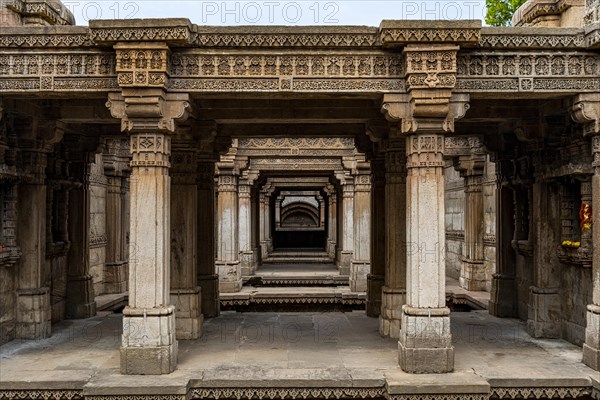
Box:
left=485, top=0, right=528, bottom=26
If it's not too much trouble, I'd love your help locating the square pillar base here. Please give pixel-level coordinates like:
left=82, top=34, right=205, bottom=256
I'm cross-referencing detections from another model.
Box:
left=350, top=261, right=369, bottom=292
left=120, top=343, right=178, bottom=375
left=240, top=250, right=257, bottom=276
left=527, top=287, right=561, bottom=338
left=583, top=305, right=600, bottom=371
left=337, top=250, right=352, bottom=275
left=104, top=261, right=128, bottom=294
left=217, top=261, right=242, bottom=293
left=379, top=287, right=405, bottom=338
left=366, top=274, right=384, bottom=317
left=260, top=242, right=270, bottom=260
left=327, top=241, right=337, bottom=259
left=398, top=307, right=454, bottom=373
left=170, top=287, right=203, bottom=340
left=16, top=288, right=51, bottom=339
left=459, top=259, right=486, bottom=291
left=121, top=306, right=178, bottom=375
left=198, top=274, right=220, bottom=318
left=66, top=274, right=96, bottom=319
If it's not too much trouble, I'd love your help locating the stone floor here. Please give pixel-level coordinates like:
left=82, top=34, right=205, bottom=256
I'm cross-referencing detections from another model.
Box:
left=1, top=310, right=598, bottom=399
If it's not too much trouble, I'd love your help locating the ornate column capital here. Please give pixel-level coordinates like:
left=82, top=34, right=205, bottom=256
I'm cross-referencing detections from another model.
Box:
left=381, top=93, right=469, bottom=134
left=106, top=90, right=191, bottom=134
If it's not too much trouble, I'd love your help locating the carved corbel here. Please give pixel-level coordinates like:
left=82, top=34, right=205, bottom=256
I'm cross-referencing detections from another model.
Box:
left=571, top=93, right=600, bottom=136
left=366, top=120, right=390, bottom=143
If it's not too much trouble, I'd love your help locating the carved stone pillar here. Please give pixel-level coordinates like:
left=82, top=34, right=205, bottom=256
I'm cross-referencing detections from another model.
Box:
left=16, top=150, right=51, bottom=339
left=489, top=159, right=518, bottom=317
left=239, top=177, right=256, bottom=276
left=107, top=87, right=191, bottom=375
left=351, top=167, right=371, bottom=292
left=259, top=191, right=268, bottom=259
left=380, top=38, right=472, bottom=372
left=527, top=180, right=562, bottom=338
left=197, top=157, right=219, bottom=318
left=337, top=177, right=354, bottom=275
left=103, top=137, right=130, bottom=294
left=380, top=139, right=407, bottom=338
left=571, top=93, right=600, bottom=371
left=65, top=158, right=96, bottom=319
left=216, top=165, right=242, bottom=293
left=326, top=187, right=338, bottom=259
left=367, top=152, right=385, bottom=318
left=454, top=153, right=486, bottom=291
left=170, top=146, right=202, bottom=340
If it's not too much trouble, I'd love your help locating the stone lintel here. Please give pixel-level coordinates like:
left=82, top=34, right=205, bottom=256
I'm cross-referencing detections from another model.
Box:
left=379, top=20, right=481, bottom=48
left=89, top=19, right=194, bottom=46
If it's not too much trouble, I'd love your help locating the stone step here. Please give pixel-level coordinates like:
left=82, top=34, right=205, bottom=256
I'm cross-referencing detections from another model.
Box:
left=244, top=274, right=349, bottom=286
left=262, top=257, right=333, bottom=264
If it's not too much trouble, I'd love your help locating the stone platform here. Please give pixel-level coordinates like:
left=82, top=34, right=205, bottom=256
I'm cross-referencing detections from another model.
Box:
left=247, top=263, right=349, bottom=286
left=1, top=310, right=598, bottom=400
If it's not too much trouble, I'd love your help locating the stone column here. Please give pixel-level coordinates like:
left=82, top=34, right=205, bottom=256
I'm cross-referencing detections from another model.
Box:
left=65, top=158, right=96, bottom=319
left=107, top=88, right=191, bottom=375
left=367, top=154, right=385, bottom=318
left=318, top=195, right=326, bottom=228
left=527, top=180, right=562, bottom=338
left=337, top=177, right=354, bottom=275
left=380, top=139, right=407, bottom=338
left=274, top=195, right=282, bottom=230
left=170, top=147, right=202, bottom=340
left=239, top=178, right=256, bottom=276
left=216, top=165, right=242, bottom=293
left=454, top=153, right=486, bottom=291
left=103, top=138, right=130, bottom=294
left=197, top=157, right=219, bottom=318
left=585, top=135, right=600, bottom=370
left=571, top=93, right=600, bottom=370
left=351, top=168, right=371, bottom=292
left=489, top=169, right=518, bottom=317
left=326, top=187, right=338, bottom=259
left=16, top=150, right=51, bottom=339
left=259, top=191, right=268, bottom=259
left=381, top=41, right=470, bottom=372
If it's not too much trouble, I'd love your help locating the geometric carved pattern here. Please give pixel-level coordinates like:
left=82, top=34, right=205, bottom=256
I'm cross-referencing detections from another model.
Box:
left=195, top=30, right=379, bottom=48
left=490, top=387, right=592, bottom=399
left=479, top=31, right=586, bottom=49
left=191, top=387, right=384, bottom=400
left=0, top=390, right=83, bottom=399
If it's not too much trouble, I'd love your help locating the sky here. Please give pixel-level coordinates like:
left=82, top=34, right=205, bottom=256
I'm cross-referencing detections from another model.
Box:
left=62, top=0, right=488, bottom=26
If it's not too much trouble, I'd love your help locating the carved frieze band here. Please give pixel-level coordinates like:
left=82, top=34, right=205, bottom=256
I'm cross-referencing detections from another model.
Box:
left=456, top=51, right=600, bottom=92
left=479, top=31, right=585, bottom=49
left=237, top=138, right=355, bottom=157
left=170, top=53, right=402, bottom=77
left=249, top=158, right=343, bottom=171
